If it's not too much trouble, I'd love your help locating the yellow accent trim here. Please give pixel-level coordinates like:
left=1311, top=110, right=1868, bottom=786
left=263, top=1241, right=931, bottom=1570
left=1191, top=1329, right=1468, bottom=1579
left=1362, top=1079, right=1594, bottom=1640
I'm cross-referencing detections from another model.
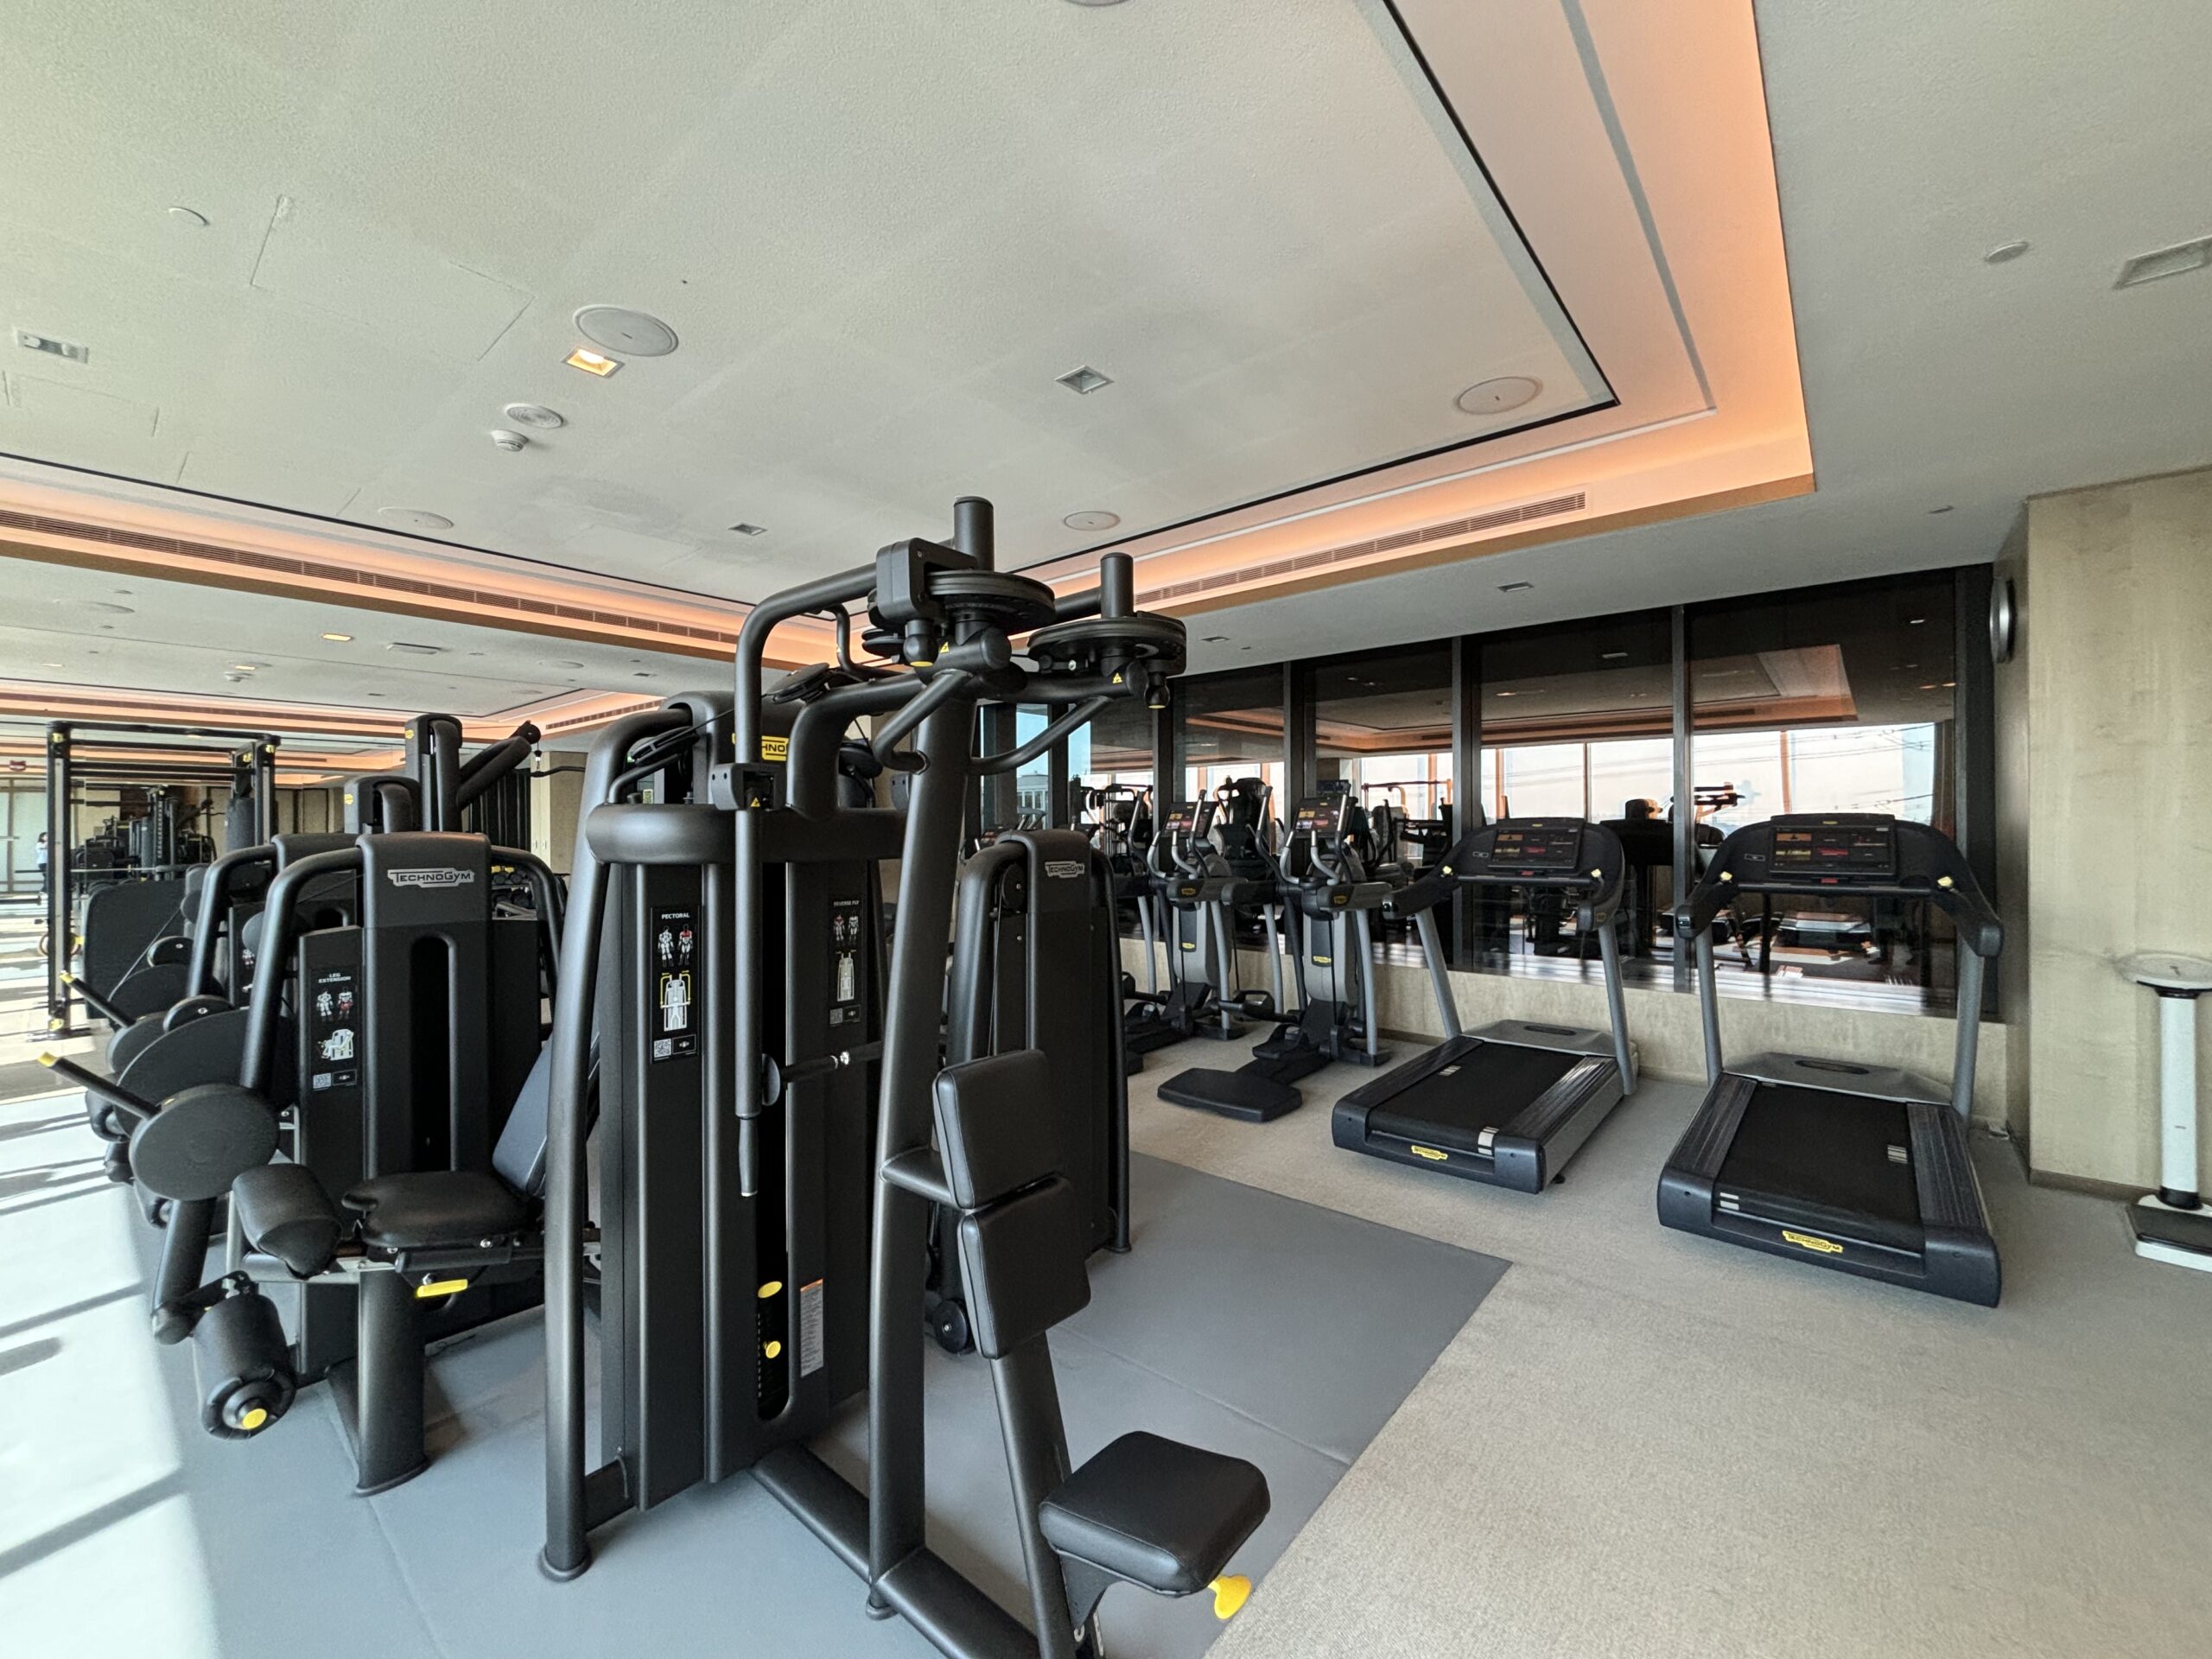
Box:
left=60, top=970, right=74, bottom=984
left=1781, top=1230, right=1844, bottom=1255
left=1408, top=1145, right=1449, bottom=1163
left=758, top=1281, right=784, bottom=1300
left=1313, top=955, right=1332, bottom=965
left=414, top=1277, right=471, bottom=1299
left=1210, top=1575, right=1252, bottom=1619
left=760, top=734, right=790, bottom=762
left=1937, top=874, right=1955, bottom=887
left=238, top=1406, right=269, bottom=1432
left=764, top=1339, right=784, bottom=1359
left=36, top=1052, right=56, bottom=1067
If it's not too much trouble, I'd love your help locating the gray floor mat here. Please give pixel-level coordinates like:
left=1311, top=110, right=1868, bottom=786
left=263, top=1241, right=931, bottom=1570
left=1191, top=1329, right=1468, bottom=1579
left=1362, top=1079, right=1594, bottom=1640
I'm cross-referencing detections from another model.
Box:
left=1, top=1100, right=1504, bottom=1659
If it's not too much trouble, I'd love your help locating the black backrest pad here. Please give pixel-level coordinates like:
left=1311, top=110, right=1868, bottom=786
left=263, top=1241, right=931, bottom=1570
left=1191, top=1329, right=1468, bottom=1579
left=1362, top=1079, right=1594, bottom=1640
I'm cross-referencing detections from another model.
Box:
left=934, top=1049, right=1060, bottom=1210
left=492, top=1044, right=554, bottom=1194
left=957, top=1177, right=1093, bottom=1359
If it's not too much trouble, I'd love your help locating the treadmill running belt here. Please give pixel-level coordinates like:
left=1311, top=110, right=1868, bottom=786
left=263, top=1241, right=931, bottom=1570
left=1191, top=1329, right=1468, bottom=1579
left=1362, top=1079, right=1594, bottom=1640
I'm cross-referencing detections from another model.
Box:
left=1716, top=1084, right=1923, bottom=1252
left=1365, top=1042, right=1581, bottom=1155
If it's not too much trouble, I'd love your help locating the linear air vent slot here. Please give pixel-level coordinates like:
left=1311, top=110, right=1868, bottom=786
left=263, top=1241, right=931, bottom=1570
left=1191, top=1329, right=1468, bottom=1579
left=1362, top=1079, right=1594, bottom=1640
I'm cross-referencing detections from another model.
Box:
left=0, top=506, right=741, bottom=648
left=1136, top=491, right=1586, bottom=605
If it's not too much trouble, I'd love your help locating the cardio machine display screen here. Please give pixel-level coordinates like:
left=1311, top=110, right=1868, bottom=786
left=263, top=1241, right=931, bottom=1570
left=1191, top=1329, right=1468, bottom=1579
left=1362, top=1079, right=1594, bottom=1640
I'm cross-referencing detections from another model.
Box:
left=1491, top=821, right=1582, bottom=871
left=1291, top=797, right=1344, bottom=838
left=1160, top=800, right=1215, bottom=837
left=1770, top=820, right=1896, bottom=878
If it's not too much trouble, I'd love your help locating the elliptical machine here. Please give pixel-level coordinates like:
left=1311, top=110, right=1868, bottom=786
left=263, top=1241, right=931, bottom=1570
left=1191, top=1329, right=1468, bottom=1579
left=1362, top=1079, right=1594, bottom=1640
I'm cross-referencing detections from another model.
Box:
left=1160, top=789, right=1398, bottom=1122
left=1122, top=798, right=1248, bottom=1053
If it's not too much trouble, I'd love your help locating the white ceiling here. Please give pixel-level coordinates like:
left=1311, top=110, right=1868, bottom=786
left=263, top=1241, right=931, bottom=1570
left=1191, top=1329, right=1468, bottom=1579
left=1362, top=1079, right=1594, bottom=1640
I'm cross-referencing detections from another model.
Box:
left=1177, top=0, right=2212, bottom=671
left=0, top=0, right=2202, bottom=722
left=0, top=561, right=711, bottom=727
left=0, top=0, right=1608, bottom=598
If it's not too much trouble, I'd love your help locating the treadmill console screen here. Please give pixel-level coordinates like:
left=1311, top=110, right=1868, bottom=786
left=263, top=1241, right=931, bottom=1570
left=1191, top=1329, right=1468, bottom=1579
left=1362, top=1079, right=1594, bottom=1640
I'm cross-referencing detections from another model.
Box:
left=1770, top=820, right=1895, bottom=878
left=1291, top=796, right=1345, bottom=839
left=1491, top=820, right=1582, bottom=871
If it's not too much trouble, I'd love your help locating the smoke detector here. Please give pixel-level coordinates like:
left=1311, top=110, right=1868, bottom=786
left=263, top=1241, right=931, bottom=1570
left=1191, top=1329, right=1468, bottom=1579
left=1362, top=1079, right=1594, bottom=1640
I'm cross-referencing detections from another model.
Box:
left=1064, top=510, right=1121, bottom=531
left=490, top=429, right=530, bottom=452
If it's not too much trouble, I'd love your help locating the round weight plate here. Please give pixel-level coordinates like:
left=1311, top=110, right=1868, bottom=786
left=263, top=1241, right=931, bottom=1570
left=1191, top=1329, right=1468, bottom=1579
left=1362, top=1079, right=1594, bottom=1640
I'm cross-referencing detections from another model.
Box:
left=130, top=1083, right=277, bottom=1202
left=1024, top=612, right=1186, bottom=664
left=928, top=570, right=1059, bottom=632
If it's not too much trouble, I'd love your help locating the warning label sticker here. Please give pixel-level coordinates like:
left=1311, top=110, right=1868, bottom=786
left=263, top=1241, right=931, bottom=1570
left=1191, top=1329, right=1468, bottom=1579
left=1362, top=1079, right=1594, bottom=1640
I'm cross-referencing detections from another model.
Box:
left=798, top=1278, right=825, bottom=1376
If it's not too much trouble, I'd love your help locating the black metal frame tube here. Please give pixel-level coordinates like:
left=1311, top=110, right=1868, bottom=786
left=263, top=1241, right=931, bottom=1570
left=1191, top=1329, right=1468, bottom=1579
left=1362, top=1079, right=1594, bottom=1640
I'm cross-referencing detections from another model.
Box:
left=972, top=697, right=1110, bottom=777
left=868, top=693, right=979, bottom=1601
left=238, top=849, right=364, bottom=1096
left=543, top=706, right=690, bottom=1580
left=187, top=845, right=275, bottom=998
left=789, top=680, right=922, bottom=819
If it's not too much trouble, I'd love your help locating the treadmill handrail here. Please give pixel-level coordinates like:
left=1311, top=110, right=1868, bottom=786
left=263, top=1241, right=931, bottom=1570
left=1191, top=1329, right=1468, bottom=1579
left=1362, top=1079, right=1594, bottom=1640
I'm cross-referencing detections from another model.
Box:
left=1676, top=814, right=2002, bottom=957
left=1411, top=817, right=1630, bottom=927
left=1676, top=815, right=1998, bottom=1121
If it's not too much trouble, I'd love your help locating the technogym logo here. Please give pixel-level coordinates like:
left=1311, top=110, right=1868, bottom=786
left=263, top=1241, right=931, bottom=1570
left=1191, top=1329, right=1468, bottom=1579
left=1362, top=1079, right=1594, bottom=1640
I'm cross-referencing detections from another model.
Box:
left=1043, top=860, right=1085, bottom=880
left=386, top=868, right=477, bottom=891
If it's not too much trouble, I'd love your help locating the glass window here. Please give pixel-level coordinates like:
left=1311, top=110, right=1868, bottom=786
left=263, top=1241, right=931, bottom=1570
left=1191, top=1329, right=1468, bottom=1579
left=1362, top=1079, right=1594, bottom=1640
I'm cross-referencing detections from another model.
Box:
left=1688, top=574, right=1959, bottom=1009
left=1175, top=668, right=1285, bottom=808
left=1067, top=696, right=1155, bottom=798
left=1472, top=612, right=1675, bottom=983
left=1013, top=707, right=1052, bottom=825
left=1313, top=645, right=1453, bottom=961
left=1313, top=643, right=1453, bottom=860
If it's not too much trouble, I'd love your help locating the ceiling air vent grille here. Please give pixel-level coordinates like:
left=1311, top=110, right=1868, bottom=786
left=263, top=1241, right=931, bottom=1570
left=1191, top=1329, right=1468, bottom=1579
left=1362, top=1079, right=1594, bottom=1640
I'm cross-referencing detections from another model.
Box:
left=1136, top=491, right=1586, bottom=605
left=0, top=506, right=741, bottom=648
left=541, top=698, right=663, bottom=734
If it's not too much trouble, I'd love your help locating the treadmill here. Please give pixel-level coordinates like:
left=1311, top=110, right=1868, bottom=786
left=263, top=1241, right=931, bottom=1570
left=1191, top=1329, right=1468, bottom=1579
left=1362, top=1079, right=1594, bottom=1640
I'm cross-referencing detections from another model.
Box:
left=1332, top=817, right=1638, bottom=1192
left=1657, top=813, right=2003, bottom=1306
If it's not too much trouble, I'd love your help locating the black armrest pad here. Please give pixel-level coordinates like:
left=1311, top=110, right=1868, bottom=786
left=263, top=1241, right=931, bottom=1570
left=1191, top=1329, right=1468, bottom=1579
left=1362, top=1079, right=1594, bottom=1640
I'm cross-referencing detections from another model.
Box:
left=232, top=1163, right=344, bottom=1277
left=1040, top=1432, right=1270, bottom=1597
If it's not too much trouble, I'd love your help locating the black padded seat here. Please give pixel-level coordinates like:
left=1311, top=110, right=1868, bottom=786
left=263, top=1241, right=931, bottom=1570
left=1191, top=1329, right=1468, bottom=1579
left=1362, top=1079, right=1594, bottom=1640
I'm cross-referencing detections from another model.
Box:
left=343, top=1171, right=529, bottom=1251
left=1039, top=1431, right=1269, bottom=1597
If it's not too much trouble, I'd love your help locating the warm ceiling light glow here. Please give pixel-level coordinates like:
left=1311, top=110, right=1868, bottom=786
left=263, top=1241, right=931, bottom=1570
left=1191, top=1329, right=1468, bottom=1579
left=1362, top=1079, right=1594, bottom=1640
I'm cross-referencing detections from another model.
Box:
left=566, top=347, right=622, bottom=377
left=321, top=632, right=353, bottom=641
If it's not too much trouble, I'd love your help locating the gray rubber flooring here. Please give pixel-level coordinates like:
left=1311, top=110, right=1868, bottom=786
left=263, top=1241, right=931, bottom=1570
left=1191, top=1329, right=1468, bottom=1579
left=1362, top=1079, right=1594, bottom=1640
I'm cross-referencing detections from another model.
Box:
left=0, top=1094, right=1505, bottom=1659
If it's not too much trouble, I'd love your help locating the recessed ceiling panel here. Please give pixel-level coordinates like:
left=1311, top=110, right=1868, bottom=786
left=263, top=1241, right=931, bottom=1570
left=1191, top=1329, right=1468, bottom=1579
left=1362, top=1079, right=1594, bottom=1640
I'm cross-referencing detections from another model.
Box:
left=0, top=0, right=1610, bottom=600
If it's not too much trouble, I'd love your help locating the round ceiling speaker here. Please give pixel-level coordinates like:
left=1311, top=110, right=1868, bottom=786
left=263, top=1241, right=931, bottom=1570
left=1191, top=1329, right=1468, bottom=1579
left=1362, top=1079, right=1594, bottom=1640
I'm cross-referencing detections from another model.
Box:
left=574, top=305, right=679, bottom=358
left=1456, top=376, right=1542, bottom=416
left=378, top=507, right=455, bottom=531
left=503, top=402, right=565, bottom=429
left=1063, top=510, right=1121, bottom=531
